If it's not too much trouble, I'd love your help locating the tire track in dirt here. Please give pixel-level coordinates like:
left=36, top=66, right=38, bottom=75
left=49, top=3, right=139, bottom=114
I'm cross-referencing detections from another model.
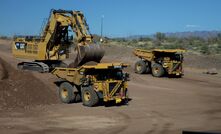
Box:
left=182, top=76, right=221, bottom=89
left=145, top=111, right=174, bottom=134
left=127, top=73, right=176, bottom=134
left=106, top=108, right=174, bottom=134
left=105, top=109, right=131, bottom=134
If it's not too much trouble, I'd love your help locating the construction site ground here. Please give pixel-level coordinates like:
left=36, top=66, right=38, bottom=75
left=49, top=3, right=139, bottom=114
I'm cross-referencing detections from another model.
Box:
left=0, top=39, right=221, bottom=134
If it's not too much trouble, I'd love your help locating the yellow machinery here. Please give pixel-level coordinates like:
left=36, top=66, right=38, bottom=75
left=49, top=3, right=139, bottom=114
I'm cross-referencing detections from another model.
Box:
left=133, top=49, right=185, bottom=77
left=12, top=9, right=130, bottom=106
left=52, top=63, right=129, bottom=107
left=12, top=9, right=104, bottom=72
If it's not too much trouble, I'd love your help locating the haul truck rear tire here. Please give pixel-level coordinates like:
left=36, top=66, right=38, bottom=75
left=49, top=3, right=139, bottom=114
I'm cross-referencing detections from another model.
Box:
left=82, top=86, right=99, bottom=107
left=59, top=82, right=80, bottom=103
left=145, top=62, right=151, bottom=73
left=135, top=60, right=147, bottom=74
left=152, top=63, right=165, bottom=77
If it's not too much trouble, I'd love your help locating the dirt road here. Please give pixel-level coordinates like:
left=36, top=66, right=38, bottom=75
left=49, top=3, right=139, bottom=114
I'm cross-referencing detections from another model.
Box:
left=0, top=40, right=221, bottom=134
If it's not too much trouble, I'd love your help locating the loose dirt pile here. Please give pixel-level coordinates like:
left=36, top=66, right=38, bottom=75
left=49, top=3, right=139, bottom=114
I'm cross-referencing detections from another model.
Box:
left=0, top=58, right=59, bottom=111
left=0, top=61, right=8, bottom=80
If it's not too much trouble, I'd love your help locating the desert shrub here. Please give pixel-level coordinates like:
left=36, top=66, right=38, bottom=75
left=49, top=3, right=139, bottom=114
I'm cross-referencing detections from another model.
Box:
left=109, top=32, right=221, bottom=55
left=0, top=36, right=10, bottom=40
left=200, top=44, right=210, bottom=54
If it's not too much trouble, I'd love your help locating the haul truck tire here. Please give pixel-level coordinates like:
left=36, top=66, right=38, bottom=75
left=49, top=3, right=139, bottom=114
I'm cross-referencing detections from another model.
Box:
left=81, top=86, right=99, bottom=107
left=135, top=60, right=147, bottom=74
left=152, top=63, right=165, bottom=77
left=122, top=89, right=129, bottom=105
left=59, top=82, right=80, bottom=103
left=145, top=62, right=151, bottom=73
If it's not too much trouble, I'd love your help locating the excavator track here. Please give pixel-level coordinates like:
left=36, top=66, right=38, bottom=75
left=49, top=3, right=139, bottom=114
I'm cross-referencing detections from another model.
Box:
left=17, top=62, right=49, bottom=73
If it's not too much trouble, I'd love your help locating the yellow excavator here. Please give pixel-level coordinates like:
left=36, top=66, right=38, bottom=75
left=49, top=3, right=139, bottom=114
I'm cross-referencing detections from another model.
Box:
left=12, top=9, right=104, bottom=72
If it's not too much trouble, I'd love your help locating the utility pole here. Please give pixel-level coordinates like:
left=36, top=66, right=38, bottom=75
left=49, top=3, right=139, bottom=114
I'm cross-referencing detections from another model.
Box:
left=100, top=15, right=104, bottom=42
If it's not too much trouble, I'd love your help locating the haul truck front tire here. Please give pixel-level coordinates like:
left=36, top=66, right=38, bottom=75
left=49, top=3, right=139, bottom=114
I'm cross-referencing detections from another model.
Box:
left=152, top=63, right=165, bottom=77
left=82, top=86, right=99, bottom=107
left=59, top=82, right=80, bottom=103
left=135, top=60, right=147, bottom=74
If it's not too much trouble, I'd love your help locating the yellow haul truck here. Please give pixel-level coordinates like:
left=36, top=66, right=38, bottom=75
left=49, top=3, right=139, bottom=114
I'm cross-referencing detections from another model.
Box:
left=133, top=49, right=185, bottom=77
left=52, top=63, right=129, bottom=107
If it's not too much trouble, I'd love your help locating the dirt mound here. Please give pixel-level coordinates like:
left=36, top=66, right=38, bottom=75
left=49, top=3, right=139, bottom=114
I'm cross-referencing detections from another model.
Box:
left=184, top=53, right=221, bottom=70
left=0, top=58, right=59, bottom=111
left=0, top=39, right=12, bottom=53
left=0, top=61, right=8, bottom=80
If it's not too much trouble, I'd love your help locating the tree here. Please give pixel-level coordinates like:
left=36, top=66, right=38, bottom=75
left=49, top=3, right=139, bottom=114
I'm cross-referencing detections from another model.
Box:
left=139, top=37, right=152, bottom=42
left=217, top=33, right=221, bottom=39
left=217, top=33, right=221, bottom=44
left=155, top=32, right=166, bottom=42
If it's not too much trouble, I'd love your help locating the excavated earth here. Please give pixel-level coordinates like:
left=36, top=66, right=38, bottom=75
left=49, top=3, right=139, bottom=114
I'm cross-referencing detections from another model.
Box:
left=0, top=39, right=221, bottom=134
left=0, top=57, right=59, bottom=111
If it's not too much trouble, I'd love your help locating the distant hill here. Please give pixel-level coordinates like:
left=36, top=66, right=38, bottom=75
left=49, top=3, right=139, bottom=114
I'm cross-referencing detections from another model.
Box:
left=165, top=31, right=221, bottom=38
left=123, top=31, right=221, bottom=40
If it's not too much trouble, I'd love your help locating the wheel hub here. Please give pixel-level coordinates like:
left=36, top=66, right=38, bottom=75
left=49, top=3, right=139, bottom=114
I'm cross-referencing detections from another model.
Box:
left=61, top=88, right=68, bottom=98
left=136, top=64, right=142, bottom=71
left=84, top=91, right=91, bottom=101
left=154, top=67, right=159, bottom=74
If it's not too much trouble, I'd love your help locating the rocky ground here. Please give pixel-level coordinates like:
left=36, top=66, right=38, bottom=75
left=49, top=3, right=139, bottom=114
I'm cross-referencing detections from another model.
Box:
left=0, top=39, right=221, bottom=134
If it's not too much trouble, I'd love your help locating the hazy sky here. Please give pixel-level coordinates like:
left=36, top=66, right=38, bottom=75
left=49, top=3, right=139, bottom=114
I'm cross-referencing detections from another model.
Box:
left=0, top=0, right=221, bottom=37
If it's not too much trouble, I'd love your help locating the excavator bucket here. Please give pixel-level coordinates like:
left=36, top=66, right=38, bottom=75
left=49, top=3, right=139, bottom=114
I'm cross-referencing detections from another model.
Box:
left=70, top=44, right=105, bottom=67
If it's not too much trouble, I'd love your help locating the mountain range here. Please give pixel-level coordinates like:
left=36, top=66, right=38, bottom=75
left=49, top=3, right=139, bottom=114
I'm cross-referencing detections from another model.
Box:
left=125, top=30, right=221, bottom=39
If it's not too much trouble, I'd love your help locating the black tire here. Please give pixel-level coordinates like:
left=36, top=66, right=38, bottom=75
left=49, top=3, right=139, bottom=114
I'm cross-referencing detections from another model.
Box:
left=169, top=74, right=182, bottom=78
left=74, top=85, right=81, bottom=102
left=145, top=62, right=151, bottom=73
left=123, top=89, right=129, bottom=105
left=17, top=64, right=23, bottom=70
left=135, top=60, right=147, bottom=74
left=177, top=75, right=182, bottom=78
left=59, top=82, right=80, bottom=104
left=151, top=63, right=165, bottom=77
left=81, top=86, right=99, bottom=107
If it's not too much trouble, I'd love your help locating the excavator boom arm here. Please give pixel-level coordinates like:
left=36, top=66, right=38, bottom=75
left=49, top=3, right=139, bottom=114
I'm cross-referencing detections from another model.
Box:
left=40, top=9, right=104, bottom=67
left=42, top=10, right=93, bottom=44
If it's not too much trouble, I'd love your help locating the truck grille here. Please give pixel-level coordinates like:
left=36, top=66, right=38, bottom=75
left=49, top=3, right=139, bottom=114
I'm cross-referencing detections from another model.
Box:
left=109, top=82, right=121, bottom=96
left=173, top=62, right=180, bottom=70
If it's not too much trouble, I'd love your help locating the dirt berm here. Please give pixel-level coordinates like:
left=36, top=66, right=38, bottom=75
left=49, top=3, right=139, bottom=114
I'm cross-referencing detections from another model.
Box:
left=0, top=58, right=59, bottom=111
